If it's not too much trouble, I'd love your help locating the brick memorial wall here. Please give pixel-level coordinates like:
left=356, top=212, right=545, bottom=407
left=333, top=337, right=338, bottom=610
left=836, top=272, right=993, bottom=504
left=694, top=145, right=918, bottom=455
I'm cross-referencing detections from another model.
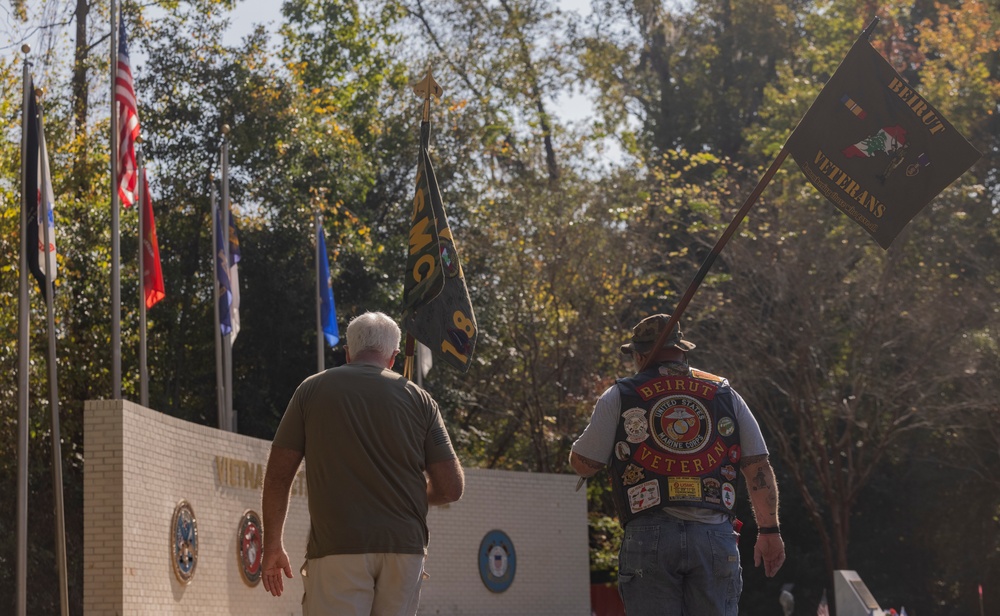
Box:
left=83, top=399, right=590, bottom=615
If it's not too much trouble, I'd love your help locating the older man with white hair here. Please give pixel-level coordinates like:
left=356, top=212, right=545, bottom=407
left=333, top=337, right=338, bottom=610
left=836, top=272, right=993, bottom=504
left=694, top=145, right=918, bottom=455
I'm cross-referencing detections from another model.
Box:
left=262, top=311, right=464, bottom=615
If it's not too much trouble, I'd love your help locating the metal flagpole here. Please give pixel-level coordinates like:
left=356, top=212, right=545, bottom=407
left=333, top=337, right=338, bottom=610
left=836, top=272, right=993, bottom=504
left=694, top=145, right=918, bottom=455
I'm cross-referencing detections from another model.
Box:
left=137, top=143, right=148, bottom=407
left=638, top=148, right=790, bottom=372
left=221, top=127, right=233, bottom=431
left=211, top=183, right=225, bottom=430
left=17, top=44, right=31, bottom=616
left=110, top=0, right=122, bottom=398
left=37, top=91, right=70, bottom=616
left=316, top=212, right=324, bottom=373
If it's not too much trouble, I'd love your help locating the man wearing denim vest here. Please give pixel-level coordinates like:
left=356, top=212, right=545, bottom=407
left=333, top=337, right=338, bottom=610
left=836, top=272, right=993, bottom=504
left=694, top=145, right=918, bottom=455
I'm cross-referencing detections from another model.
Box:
left=571, top=314, right=785, bottom=615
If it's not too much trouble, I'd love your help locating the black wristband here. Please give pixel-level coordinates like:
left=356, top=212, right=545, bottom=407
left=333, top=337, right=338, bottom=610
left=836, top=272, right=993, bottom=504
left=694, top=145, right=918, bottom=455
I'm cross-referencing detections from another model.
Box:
left=758, top=526, right=780, bottom=534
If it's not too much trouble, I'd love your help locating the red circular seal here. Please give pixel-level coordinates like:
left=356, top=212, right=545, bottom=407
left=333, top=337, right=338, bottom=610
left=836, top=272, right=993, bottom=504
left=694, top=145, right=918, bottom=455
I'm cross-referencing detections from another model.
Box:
left=649, top=395, right=713, bottom=454
left=237, top=510, right=263, bottom=586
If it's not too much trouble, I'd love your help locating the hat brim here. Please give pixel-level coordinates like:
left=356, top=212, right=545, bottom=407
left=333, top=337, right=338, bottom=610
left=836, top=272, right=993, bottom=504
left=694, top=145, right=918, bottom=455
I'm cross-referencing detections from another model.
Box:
left=620, top=339, right=696, bottom=355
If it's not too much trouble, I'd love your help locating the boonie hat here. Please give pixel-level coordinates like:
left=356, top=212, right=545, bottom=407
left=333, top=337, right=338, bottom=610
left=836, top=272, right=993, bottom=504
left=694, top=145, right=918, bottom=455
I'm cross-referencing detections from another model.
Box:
left=619, top=314, right=696, bottom=355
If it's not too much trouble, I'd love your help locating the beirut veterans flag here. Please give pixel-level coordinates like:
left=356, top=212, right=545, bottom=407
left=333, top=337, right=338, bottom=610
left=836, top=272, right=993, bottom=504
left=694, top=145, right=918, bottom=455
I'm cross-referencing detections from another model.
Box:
left=402, top=120, right=478, bottom=372
left=786, top=29, right=981, bottom=249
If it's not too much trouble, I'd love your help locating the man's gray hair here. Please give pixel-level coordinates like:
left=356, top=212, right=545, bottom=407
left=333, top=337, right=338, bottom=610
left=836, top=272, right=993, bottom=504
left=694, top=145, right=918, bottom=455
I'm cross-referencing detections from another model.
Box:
left=345, top=312, right=401, bottom=357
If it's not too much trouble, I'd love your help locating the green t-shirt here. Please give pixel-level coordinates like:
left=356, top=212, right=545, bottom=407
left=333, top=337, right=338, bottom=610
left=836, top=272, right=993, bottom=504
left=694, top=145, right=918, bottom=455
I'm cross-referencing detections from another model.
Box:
left=273, top=363, right=457, bottom=558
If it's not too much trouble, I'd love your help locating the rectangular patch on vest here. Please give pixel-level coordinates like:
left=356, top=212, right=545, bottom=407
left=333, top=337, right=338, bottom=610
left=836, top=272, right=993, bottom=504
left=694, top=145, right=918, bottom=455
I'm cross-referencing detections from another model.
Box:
left=667, top=477, right=702, bottom=501
left=627, top=480, right=661, bottom=513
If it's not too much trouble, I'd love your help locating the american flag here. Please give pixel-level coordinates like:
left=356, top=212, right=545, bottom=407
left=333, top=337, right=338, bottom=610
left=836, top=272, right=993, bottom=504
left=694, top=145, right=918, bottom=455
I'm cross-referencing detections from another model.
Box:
left=116, top=18, right=140, bottom=208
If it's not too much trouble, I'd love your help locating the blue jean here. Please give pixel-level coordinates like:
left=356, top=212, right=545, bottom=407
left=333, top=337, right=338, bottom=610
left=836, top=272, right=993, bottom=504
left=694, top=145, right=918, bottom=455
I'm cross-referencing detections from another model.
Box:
left=618, top=513, right=742, bottom=616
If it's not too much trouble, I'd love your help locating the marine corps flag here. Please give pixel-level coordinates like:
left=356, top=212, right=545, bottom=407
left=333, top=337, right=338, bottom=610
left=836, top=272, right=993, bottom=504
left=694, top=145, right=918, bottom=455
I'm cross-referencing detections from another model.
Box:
left=786, top=22, right=981, bottom=249
left=402, top=71, right=477, bottom=373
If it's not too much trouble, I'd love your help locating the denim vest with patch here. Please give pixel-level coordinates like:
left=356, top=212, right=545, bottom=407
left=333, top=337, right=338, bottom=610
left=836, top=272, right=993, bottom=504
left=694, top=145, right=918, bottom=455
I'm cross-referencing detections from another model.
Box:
left=609, top=368, right=742, bottom=527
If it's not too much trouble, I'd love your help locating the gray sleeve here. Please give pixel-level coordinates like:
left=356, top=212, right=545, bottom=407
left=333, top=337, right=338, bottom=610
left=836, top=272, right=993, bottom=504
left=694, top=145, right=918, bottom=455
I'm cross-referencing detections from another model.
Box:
left=571, top=385, right=621, bottom=465
left=733, top=389, right=768, bottom=457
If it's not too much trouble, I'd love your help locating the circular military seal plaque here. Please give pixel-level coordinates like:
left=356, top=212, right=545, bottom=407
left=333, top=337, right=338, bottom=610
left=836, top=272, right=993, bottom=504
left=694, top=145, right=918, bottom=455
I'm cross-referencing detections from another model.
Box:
left=170, top=500, right=198, bottom=584
left=478, top=530, right=516, bottom=593
left=237, top=510, right=263, bottom=586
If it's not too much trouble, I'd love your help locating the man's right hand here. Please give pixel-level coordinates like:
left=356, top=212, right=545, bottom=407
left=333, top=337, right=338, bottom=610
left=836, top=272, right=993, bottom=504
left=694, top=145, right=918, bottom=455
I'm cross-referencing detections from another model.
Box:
left=261, top=546, right=293, bottom=597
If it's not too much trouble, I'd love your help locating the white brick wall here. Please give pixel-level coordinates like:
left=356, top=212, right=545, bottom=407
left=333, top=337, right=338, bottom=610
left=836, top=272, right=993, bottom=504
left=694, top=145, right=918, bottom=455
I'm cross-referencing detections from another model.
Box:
left=84, top=400, right=590, bottom=615
left=421, top=469, right=591, bottom=615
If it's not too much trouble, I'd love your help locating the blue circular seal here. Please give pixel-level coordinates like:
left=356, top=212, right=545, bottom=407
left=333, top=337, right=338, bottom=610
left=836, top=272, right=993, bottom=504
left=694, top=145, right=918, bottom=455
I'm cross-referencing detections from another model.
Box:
left=171, top=500, right=198, bottom=585
left=478, top=530, right=516, bottom=593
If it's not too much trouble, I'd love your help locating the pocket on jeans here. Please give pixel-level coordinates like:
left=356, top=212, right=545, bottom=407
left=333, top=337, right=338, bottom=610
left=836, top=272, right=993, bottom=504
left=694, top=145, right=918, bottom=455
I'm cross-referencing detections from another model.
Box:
left=619, top=525, right=660, bottom=578
left=709, top=530, right=741, bottom=579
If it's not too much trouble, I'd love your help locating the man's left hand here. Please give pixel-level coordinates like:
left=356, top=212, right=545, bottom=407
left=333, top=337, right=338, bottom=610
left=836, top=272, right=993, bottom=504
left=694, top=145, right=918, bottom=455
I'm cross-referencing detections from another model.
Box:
left=261, top=546, right=293, bottom=597
left=753, top=533, right=786, bottom=577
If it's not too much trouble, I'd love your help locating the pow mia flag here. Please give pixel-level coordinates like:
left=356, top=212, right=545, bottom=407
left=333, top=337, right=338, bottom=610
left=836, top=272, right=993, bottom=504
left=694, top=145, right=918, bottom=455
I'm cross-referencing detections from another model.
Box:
left=786, top=24, right=981, bottom=249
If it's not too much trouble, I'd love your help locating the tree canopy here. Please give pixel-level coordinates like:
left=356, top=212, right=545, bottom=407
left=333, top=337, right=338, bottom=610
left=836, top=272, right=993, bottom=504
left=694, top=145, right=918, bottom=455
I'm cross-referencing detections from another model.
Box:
left=0, top=0, right=997, bottom=613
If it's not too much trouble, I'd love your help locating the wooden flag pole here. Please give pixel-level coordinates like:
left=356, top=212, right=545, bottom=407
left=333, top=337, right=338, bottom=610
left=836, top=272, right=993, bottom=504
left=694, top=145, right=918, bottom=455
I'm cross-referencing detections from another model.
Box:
left=639, top=147, right=790, bottom=372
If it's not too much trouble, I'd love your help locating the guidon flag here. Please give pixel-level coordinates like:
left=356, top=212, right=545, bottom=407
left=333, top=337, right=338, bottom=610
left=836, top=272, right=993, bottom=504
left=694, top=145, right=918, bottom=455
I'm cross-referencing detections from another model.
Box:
left=401, top=120, right=478, bottom=372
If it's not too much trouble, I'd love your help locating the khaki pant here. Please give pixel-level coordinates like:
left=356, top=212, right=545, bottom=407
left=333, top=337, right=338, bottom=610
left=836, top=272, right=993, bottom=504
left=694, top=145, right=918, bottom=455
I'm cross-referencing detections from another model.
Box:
left=301, top=553, right=426, bottom=616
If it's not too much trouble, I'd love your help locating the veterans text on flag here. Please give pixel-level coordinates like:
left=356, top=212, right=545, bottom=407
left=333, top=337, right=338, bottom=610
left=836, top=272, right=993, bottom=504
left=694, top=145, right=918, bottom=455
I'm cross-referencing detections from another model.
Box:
left=786, top=30, right=981, bottom=249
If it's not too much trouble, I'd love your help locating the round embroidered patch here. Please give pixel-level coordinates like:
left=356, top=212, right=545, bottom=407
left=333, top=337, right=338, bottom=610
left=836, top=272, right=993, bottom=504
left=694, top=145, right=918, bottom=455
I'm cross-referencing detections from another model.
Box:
left=478, top=530, right=516, bottom=593
left=237, top=510, right=263, bottom=586
left=171, top=500, right=198, bottom=585
left=717, top=417, right=735, bottom=437
left=649, top=395, right=713, bottom=454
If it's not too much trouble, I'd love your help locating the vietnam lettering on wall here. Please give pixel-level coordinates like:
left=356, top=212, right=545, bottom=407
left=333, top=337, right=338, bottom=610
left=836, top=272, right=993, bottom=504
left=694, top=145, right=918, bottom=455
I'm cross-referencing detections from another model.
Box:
left=214, top=456, right=307, bottom=497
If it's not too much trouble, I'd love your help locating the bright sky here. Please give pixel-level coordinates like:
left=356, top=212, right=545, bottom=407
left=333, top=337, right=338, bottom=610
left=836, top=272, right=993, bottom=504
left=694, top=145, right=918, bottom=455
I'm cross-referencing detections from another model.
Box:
left=221, top=0, right=596, bottom=122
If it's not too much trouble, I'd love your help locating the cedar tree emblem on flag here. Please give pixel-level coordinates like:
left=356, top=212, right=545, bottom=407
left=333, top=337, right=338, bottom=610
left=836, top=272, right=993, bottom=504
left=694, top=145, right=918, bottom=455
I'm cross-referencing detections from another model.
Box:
left=786, top=31, right=980, bottom=249
left=116, top=18, right=141, bottom=208
left=402, top=74, right=478, bottom=372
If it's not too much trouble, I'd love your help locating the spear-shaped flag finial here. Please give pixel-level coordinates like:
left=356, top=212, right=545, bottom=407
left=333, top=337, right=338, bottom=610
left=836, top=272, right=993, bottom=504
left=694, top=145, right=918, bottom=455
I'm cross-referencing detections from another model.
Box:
left=413, top=69, right=443, bottom=122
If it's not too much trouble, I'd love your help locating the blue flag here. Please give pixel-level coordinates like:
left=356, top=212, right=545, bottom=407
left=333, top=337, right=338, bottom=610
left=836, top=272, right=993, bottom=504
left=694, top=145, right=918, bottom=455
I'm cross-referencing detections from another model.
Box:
left=318, top=226, right=339, bottom=346
left=215, top=205, right=232, bottom=336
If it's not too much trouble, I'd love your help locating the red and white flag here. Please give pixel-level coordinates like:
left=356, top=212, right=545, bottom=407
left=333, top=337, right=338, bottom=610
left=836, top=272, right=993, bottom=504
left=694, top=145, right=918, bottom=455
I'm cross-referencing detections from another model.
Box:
left=116, top=18, right=140, bottom=208
left=816, top=589, right=830, bottom=616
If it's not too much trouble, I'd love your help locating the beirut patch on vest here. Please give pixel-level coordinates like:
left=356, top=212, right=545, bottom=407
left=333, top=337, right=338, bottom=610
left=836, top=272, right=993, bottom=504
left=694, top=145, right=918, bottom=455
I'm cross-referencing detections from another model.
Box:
left=628, top=480, right=661, bottom=513
left=621, top=463, right=645, bottom=486
left=649, top=395, right=713, bottom=454
left=635, top=376, right=719, bottom=401
left=722, top=482, right=737, bottom=509
left=622, top=407, right=649, bottom=443
left=667, top=476, right=702, bottom=501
